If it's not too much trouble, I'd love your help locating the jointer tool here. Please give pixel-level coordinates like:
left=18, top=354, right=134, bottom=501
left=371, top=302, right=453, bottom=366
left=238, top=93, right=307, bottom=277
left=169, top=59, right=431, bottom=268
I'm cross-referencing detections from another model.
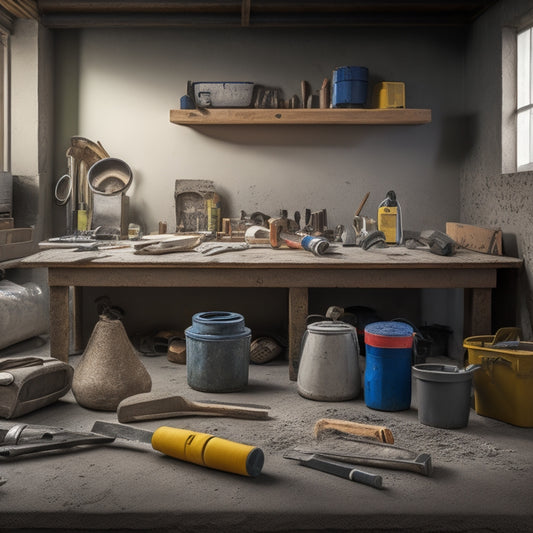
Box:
left=268, top=214, right=329, bottom=256
left=116, top=391, right=270, bottom=423
left=91, top=421, right=264, bottom=477
left=289, top=438, right=433, bottom=476
left=0, top=422, right=114, bottom=457
left=284, top=450, right=383, bottom=489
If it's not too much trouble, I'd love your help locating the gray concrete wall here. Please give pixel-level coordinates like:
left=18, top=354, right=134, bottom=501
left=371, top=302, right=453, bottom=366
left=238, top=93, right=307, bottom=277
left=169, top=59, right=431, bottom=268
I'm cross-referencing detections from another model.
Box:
left=49, top=25, right=471, bottom=349
left=53, top=26, right=464, bottom=236
left=462, top=0, right=533, bottom=338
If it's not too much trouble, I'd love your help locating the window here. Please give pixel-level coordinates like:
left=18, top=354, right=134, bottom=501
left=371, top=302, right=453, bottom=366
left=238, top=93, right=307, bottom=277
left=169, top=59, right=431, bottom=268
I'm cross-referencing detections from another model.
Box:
left=517, top=26, right=533, bottom=171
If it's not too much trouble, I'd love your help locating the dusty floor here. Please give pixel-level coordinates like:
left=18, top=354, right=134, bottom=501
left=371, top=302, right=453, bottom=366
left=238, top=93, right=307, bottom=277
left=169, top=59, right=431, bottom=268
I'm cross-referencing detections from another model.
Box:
left=0, top=336, right=532, bottom=532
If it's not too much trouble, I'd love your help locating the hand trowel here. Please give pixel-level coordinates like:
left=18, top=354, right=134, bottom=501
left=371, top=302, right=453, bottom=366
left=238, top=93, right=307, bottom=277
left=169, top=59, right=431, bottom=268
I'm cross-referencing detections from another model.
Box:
left=116, top=391, right=271, bottom=423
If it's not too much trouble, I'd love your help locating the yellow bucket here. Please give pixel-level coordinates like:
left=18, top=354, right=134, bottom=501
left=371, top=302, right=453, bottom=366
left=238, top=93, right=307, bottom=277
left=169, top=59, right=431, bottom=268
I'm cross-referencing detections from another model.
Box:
left=464, top=328, right=533, bottom=427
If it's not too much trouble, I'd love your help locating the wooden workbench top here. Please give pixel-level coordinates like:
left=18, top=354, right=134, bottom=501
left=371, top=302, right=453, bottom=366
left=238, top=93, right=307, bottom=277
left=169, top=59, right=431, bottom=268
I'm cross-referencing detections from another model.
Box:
left=20, top=243, right=523, bottom=270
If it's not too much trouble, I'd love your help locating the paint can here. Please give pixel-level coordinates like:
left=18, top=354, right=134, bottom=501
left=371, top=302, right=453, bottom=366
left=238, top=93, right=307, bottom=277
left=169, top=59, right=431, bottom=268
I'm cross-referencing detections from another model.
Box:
left=332, top=66, right=369, bottom=108
left=297, top=321, right=361, bottom=401
left=186, top=311, right=251, bottom=392
left=364, top=321, right=413, bottom=411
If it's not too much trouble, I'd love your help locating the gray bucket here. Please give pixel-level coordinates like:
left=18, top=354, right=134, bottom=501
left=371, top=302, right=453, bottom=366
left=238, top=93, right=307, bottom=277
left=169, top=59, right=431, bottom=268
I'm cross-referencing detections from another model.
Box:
left=412, top=363, right=479, bottom=429
left=186, top=311, right=251, bottom=393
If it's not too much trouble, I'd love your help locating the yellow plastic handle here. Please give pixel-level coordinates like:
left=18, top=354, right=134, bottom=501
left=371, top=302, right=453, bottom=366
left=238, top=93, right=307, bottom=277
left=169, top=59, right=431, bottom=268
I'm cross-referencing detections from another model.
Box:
left=151, top=426, right=264, bottom=477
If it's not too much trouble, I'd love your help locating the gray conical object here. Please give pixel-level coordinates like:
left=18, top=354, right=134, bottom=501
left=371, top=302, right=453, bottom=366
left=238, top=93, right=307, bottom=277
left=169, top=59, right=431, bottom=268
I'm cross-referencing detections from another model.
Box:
left=72, top=315, right=152, bottom=411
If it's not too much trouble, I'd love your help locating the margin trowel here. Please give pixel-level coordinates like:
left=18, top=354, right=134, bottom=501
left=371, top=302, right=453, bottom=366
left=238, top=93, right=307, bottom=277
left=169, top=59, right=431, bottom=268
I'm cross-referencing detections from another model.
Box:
left=116, top=391, right=271, bottom=423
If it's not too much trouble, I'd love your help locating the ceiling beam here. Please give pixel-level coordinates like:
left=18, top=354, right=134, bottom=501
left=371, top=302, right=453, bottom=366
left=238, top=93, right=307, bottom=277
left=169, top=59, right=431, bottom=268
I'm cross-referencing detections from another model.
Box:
left=1, top=0, right=497, bottom=29
left=0, top=0, right=38, bottom=19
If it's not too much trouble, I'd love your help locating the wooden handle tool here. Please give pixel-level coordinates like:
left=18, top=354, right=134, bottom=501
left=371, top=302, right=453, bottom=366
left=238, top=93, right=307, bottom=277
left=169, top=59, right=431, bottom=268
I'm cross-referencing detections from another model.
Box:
left=355, top=192, right=370, bottom=217
left=117, top=392, right=270, bottom=423
left=313, top=418, right=394, bottom=444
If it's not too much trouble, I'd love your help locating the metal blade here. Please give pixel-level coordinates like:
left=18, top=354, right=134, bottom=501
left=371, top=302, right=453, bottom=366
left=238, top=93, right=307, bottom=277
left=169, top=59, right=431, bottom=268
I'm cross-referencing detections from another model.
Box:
left=293, top=447, right=432, bottom=476
left=0, top=423, right=114, bottom=457
left=91, top=421, right=153, bottom=444
left=284, top=450, right=383, bottom=489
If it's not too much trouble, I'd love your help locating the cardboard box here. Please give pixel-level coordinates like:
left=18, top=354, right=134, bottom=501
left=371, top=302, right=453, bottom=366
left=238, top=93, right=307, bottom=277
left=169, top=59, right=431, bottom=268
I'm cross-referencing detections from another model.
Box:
left=0, top=227, right=34, bottom=261
left=445, top=222, right=502, bottom=255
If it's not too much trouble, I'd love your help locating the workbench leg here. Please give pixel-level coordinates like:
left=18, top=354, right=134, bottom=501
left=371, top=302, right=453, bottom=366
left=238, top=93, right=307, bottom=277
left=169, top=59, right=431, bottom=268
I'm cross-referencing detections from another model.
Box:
left=49, top=286, right=70, bottom=362
left=288, top=287, right=308, bottom=381
left=72, top=286, right=83, bottom=354
left=464, top=288, right=492, bottom=338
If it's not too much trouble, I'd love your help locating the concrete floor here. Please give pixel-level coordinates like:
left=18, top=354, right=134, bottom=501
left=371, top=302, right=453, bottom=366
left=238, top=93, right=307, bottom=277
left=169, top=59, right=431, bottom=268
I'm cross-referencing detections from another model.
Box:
left=0, top=336, right=532, bottom=532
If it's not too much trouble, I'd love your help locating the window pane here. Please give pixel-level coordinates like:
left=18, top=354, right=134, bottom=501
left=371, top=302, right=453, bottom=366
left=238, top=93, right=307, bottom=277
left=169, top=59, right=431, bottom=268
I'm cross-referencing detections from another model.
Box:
left=517, top=108, right=530, bottom=167
left=517, top=28, right=531, bottom=108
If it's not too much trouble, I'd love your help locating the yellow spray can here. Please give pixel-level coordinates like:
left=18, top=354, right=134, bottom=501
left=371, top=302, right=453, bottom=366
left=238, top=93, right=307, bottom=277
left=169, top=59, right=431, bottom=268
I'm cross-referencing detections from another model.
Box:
left=378, top=190, right=403, bottom=244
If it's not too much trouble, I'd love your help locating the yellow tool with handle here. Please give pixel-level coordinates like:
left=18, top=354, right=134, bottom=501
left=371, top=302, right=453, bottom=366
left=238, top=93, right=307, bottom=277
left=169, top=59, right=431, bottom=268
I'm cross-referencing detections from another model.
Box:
left=92, top=421, right=264, bottom=477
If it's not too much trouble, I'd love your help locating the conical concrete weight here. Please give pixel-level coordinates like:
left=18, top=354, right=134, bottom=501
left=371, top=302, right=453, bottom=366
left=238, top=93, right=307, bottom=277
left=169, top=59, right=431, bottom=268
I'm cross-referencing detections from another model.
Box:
left=72, top=315, right=152, bottom=410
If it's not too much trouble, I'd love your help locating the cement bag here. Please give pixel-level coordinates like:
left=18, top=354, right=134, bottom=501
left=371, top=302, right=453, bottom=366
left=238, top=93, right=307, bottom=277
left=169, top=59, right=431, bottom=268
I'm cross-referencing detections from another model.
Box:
left=0, top=280, right=48, bottom=350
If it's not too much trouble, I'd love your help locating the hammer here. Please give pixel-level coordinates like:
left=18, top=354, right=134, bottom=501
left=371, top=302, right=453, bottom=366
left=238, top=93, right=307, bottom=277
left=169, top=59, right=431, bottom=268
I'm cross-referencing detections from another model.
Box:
left=269, top=216, right=329, bottom=256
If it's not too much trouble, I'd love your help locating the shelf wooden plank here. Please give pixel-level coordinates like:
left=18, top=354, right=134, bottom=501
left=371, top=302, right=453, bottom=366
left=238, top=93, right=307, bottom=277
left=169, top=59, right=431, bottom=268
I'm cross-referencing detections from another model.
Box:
left=170, top=108, right=431, bottom=125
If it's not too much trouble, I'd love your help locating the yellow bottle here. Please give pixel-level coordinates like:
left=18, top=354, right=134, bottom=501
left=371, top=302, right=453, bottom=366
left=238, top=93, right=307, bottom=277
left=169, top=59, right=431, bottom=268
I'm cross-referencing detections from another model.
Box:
left=378, top=191, right=402, bottom=244
left=77, top=202, right=88, bottom=232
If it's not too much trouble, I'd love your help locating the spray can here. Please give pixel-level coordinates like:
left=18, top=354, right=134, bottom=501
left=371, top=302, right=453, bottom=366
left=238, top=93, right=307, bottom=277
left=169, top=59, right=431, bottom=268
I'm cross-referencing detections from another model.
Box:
left=378, top=191, right=402, bottom=244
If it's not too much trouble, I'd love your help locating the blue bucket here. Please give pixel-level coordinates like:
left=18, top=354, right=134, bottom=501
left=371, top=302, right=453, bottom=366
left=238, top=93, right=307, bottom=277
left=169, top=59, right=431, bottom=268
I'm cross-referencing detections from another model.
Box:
left=186, top=311, right=251, bottom=393
left=364, top=321, right=413, bottom=411
left=332, top=66, right=369, bottom=108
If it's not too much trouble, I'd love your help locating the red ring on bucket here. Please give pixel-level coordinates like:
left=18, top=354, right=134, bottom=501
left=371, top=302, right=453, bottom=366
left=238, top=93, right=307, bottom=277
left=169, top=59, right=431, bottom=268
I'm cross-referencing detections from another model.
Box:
left=364, top=331, right=414, bottom=349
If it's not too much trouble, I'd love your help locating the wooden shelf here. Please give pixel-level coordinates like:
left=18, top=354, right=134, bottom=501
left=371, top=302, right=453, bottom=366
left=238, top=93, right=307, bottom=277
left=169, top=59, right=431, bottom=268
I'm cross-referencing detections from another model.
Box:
left=170, top=108, right=431, bottom=126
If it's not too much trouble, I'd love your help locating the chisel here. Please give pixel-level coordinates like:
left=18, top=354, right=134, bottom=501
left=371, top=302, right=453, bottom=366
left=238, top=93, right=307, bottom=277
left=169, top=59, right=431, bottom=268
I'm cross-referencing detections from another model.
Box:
left=91, top=421, right=264, bottom=477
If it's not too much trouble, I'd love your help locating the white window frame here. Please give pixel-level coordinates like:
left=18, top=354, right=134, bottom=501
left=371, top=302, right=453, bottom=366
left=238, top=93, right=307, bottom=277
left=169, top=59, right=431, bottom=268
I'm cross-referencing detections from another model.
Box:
left=516, top=25, right=533, bottom=171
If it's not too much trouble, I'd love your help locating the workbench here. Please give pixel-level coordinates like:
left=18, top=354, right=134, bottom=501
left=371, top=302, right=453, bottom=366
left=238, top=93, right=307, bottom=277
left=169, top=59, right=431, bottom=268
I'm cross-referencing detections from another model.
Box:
left=20, top=244, right=522, bottom=379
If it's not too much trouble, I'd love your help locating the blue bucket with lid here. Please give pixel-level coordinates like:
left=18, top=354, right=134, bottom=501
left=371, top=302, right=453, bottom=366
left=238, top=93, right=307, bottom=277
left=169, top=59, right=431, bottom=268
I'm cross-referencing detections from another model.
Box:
left=364, top=321, right=413, bottom=411
left=186, top=311, right=251, bottom=392
left=332, top=66, right=369, bottom=108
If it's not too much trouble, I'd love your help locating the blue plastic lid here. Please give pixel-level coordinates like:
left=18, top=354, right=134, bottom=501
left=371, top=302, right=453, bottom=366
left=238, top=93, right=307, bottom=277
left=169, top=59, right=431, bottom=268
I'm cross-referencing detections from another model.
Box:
left=333, top=66, right=369, bottom=83
left=189, top=311, right=247, bottom=336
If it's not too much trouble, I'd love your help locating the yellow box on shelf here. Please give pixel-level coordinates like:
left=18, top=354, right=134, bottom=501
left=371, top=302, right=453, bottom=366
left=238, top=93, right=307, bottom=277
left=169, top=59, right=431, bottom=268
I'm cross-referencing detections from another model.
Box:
left=372, top=82, right=405, bottom=109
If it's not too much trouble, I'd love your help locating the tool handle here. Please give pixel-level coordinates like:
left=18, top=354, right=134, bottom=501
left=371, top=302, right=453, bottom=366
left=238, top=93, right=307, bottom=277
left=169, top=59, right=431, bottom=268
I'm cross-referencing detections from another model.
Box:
left=151, top=426, right=264, bottom=477
left=349, top=468, right=383, bottom=489
left=355, top=192, right=370, bottom=216
left=305, top=456, right=383, bottom=489
left=191, top=401, right=269, bottom=420
left=313, top=418, right=394, bottom=444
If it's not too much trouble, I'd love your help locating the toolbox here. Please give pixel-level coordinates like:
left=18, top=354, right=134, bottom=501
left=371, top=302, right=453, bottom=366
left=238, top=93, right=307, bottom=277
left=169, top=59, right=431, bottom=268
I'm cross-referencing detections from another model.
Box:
left=464, top=328, right=533, bottom=427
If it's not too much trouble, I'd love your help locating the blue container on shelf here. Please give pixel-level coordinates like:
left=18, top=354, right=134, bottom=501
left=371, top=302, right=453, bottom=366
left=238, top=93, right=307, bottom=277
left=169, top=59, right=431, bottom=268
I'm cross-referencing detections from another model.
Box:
left=186, top=311, right=251, bottom=393
left=364, top=321, right=413, bottom=411
left=332, top=66, right=369, bottom=108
